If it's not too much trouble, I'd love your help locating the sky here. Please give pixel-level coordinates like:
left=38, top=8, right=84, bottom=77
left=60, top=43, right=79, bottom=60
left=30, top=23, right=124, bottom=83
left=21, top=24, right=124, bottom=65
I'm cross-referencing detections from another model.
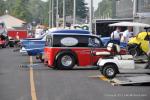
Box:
left=85, top=0, right=102, bottom=10
left=41, top=0, right=102, bottom=11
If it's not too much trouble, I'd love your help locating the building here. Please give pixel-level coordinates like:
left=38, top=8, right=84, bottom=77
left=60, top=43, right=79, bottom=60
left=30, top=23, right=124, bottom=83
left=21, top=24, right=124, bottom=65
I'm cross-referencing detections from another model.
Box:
left=115, top=0, right=150, bottom=33
left=116, top=0, right=150, bottom=24
left=116, top=0, right=133, bottom=18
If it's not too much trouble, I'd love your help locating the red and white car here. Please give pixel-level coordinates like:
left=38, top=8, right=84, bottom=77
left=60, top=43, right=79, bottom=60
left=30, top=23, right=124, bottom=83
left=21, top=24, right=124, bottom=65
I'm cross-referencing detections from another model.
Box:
left=44, top=31, right=126, bottom=69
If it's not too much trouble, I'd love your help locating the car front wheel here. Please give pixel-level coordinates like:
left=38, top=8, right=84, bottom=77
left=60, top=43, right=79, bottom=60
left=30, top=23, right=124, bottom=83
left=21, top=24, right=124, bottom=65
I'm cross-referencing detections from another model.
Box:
left=102, top=64, right=117, bottom=79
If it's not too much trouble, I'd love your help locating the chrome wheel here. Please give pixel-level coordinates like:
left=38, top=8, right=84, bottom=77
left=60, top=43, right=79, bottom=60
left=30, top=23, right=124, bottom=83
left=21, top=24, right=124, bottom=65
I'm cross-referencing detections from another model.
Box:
left=106, top=68, right=115, bottom=76
left=61, top=55, right=72, bottom=67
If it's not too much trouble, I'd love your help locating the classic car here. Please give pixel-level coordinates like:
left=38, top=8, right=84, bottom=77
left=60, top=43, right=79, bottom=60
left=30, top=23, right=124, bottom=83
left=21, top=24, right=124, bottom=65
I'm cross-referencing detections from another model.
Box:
left=44, top=33, right=126, bottom=70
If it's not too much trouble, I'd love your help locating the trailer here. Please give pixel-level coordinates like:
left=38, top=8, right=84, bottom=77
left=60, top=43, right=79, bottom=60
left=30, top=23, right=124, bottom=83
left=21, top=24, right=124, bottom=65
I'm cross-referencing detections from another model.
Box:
left=7, top=30, right=28, bottom=47
left=110, top=74, right=150, bottom=86
left=7, top=30, right=28, bottom=40
left=89, top=74, right=150, bottom=86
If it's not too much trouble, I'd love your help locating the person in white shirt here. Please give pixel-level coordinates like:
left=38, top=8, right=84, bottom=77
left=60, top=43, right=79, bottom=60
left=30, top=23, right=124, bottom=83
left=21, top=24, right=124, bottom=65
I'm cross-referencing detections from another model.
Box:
left=35, top=25, right=44, bottom=38
left=110, top=27, right=121, bottom=44
left=121, top=26, right=133, bottom=43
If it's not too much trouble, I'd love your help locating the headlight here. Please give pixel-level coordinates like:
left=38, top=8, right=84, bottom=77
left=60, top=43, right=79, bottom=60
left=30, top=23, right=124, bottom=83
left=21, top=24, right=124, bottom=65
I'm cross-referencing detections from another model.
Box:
left=8, top=36, right=12, bottom=39
left=97, top=58, right=102, bottom=65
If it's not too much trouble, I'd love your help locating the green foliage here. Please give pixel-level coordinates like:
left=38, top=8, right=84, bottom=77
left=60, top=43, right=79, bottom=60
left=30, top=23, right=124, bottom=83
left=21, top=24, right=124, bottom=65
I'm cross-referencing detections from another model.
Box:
left=94, top=0, right=112, bottom=18
left=1, top=0, right=88, bottom=25
left=58, top=0, right=87, bottom=19
left=0, top=0, right=6, bottom=16
left=76, top=0, right=88, bottom=18
left=12, top=0, right=31, bottom=21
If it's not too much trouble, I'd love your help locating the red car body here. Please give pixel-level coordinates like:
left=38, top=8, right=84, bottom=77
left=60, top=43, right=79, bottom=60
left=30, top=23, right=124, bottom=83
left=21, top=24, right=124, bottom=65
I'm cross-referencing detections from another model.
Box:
left=44, top=31, right=126, bottom=69
left=44, top=47, right=111, bottom=67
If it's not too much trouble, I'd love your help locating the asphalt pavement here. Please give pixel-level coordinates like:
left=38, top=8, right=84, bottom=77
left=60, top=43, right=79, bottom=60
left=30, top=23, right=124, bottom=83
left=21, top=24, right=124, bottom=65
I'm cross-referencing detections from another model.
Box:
left=0, top=48, right=150, bottom=100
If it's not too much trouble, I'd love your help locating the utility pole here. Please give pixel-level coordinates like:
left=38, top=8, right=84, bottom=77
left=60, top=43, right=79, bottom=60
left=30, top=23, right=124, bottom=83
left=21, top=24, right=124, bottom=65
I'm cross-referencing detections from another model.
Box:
left=133, top=0, right=139, bottom=33
left=63, top=0, right=66, bottom=28
left=112, top=0, right=116, bottom=18
left=56, top=0, right=59, bottom=27
left=49, top=0, right=52, bottom=28
left=89, top=0, right=93, bottom=33
left=133, top=0, right=137, bottom=18
left=73, top=0, right=76, bottom=25
left=51, top=0, right=54, bottom=27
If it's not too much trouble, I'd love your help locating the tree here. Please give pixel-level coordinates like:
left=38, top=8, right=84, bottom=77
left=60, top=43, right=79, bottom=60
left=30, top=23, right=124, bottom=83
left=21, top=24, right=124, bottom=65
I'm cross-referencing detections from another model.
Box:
left=58, top=0, right=88, bottom=19
left=27, top=0, right=49, bottom=25
left=76, top=0, right=88, bottom=18
left=1, top=0, right=88, bottom=25
left=12, top=0, right=31, bottom=21
left=0, top=0, right=6, bottom=16
left=94, top=0, right=112, bottom=18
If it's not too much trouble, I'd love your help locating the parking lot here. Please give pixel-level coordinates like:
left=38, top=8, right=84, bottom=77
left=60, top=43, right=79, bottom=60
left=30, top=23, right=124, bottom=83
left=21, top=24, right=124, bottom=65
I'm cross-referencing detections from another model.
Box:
left=0, top=48, right=150, bottom=100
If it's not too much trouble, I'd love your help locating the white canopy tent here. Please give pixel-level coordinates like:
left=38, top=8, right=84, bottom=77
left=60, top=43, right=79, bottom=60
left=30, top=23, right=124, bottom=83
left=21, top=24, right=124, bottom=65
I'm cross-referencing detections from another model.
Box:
left=109, top=22, right=150, bottom=27
left=0, top=14, right=26, bottom=29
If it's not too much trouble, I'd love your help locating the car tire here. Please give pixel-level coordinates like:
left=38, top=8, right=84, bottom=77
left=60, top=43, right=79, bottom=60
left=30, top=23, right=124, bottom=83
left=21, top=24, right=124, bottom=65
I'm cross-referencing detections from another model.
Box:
left=39, top=54, right=44, bottom=63
left=56, top=53, right=75, bottom=70
left=128, top=47, right=140, bottom=57
left=102, top=64, right=117, bottom=79
left=9, top=41, right=14, bottom=47
left=1, top=44, right=6, bottom=48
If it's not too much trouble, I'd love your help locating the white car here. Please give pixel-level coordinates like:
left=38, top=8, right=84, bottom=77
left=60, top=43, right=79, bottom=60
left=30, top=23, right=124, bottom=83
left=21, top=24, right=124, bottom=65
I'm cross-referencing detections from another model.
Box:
left=97, top=43, right=150, bottom=79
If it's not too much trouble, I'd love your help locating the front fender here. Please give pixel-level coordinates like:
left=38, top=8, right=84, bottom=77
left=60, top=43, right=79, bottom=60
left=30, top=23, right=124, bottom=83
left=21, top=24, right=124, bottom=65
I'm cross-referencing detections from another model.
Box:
left=128, top=37, right=141, bottom=45
left=97, top=59, right=118, bottom=67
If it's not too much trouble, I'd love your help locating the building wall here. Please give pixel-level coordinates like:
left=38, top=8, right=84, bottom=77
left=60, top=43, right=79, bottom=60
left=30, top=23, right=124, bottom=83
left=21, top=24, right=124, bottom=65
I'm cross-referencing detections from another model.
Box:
left=136, top=0, right=150, bottom=24
left=137, top=0, right=150, bottom=13
left=116, top=0, right=150, bottom=18
left=116, top=0, right=133, bottom=18
left=115, top=0, right=150, bottom=33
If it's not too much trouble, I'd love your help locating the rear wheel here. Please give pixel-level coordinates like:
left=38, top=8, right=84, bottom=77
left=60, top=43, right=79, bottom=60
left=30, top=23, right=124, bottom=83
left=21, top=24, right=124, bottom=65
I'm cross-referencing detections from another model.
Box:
left=128, top=47, right=140, bottom=57
left=128, top=44, right=141, bottom=57
left=56, top=53, right=75, bottom=70
left=39, top=54, right=44, bottom=62
left=1, top=44, right=6, bottom=48
left=102, top=64, right=118, bottom=79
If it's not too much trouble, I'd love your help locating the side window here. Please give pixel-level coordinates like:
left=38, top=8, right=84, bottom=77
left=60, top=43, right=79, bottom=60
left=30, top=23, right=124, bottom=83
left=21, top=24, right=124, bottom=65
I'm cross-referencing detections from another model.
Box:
left=88, top=37, right=101, bottom=47
left=46, top=36, right=52, bottom=47
left=53, top=35, right=89, bottom=47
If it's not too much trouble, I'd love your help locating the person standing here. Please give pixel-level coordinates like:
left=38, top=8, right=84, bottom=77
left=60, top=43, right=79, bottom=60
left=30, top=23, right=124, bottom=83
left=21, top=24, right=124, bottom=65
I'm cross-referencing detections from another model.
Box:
left=121, top=26, right=133, bottom=43
left=35, top=25, right=44, bottom=38
left=110, top=27, right=121, bottom=44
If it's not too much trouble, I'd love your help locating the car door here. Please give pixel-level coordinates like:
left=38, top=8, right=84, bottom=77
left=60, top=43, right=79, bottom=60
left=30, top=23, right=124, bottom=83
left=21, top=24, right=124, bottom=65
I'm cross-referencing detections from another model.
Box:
left=71, top=35, right=92, bottom=66
left=88, top=36, right=107, bottom=65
